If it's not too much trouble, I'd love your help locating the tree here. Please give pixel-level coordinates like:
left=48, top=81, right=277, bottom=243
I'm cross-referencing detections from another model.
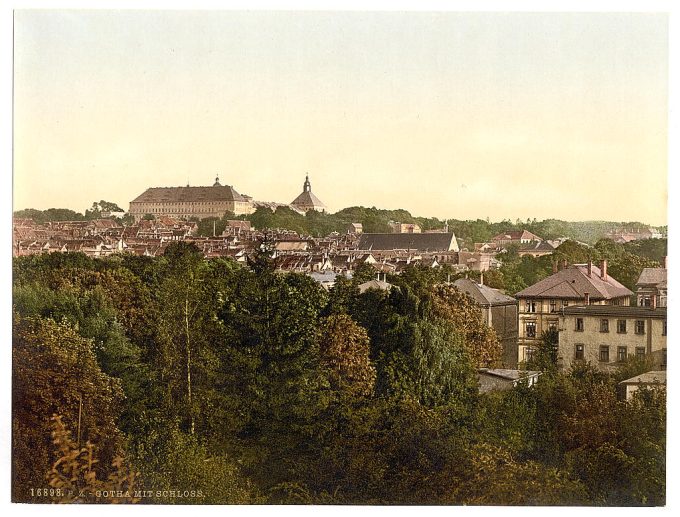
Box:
left=428, top=284, right=502, bottom=367
left=527, top=328, right=559, bottom=372
left=317, top=314, right=376, bottom=397
left=12, top=313, right=126, bottom=502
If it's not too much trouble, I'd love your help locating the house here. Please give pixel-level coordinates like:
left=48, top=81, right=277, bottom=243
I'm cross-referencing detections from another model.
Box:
left=515, top=260, right=632, bottom=363
left=358, top=278, right=394, bottom=294
left=290, top=175, right=326, bottom=213
left=477, top=369, right=541, bottom=393
left=558, top=304, right=667, bottom=372
left=347, top=223, right=363, bottom=234
left=636, top=261, right=667, bottom=307
left=618, top=371, right=666, bottom=401
left=357, top=232, right=459, bottom=253
left=517, top=240, right=556, bottom=258
left=389, top=221, right=421, bottom=234
left=491, top=230, right=543, bottom=247
left=454, top=278, right=519, bottom=368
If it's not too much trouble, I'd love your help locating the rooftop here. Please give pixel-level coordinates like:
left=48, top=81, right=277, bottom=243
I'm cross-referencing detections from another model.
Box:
left=515, top=264, right=632, bottom=300
left=453, top=278, right=516, bottom=306
left=358, top=232, right=459, bottom=252
left=562, top=304, right=666, bottom=318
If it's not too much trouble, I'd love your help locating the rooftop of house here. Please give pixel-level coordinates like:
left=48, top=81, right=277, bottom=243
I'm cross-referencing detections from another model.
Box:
left=453, top=278, right=517, bottom=306
left=636, top=267, right=667, bottom=288
left=562, top=304, right=666, bottom=319
left=478, top=369, right=542, bottom=381
left=619, top=370, right=666, bottom=386
left=358, top=232, right=459, bottom=252
left=515, top=263, right=632, bottom=300
left=492, top=229, right=543, bottom=242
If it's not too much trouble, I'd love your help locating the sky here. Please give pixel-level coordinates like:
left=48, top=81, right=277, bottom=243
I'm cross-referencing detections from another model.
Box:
left=13, top=10, right=669, bottom=225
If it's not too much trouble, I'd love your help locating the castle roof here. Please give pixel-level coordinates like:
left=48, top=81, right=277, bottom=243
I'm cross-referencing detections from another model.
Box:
left=290, top=190, right=326, bottom=209
left=131, top=185, right=246, bottom=204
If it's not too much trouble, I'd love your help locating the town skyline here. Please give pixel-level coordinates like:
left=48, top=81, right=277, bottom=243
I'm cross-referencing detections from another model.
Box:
left=14, top=11, right=668, bottom=225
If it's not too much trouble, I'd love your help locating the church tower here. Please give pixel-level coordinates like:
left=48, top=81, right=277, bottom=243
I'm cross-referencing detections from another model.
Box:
left=290, top=174, right=326, bottom=213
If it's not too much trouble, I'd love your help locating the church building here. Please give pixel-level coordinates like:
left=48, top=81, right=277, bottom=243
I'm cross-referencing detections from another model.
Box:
left=290, top=175, right=326, bottom=213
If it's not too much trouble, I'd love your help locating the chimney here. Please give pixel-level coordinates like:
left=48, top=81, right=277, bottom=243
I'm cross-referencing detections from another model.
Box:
left=552, top=261, right=558, bottom=274
left=587, top=260, right=592, bottom=277
left=600, top=259, right=608, bottom=282
left=651, top=295, right=657, bottom=310
left=584, top=292, right=590, bottom=305
left=562, top=259, right=568, bottom=270
left=480, top=271, right=484, bottom=286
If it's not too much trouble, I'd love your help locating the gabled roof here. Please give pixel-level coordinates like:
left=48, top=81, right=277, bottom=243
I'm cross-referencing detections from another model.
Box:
left=518, top=241, right=555, bottom=252
left=492, top=229, right=542, bottom=242
left=619, top=371, right=666, bottom=386
left=358, top=279, right=393, bottom=294
left=516, top=264, right=632, bottom=300
left=453, top=278, right=517, bottom=306
left=131, top=185, right=246, bottom=203
left=636, top=268, right=667, bottom=288
left=358, top=232, right=459, bottom=252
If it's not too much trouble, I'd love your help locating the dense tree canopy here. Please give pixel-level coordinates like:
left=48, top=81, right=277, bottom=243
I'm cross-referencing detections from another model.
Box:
left=12, top=246, right=665, bottom=505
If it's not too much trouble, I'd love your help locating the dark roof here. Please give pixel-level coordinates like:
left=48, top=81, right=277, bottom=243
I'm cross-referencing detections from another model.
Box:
left=453, top=278, right=517, bottom=306
left=516, top=264, right=632, bottom=300
left=562, top=305, right=666, bottom=319
left=518, top=241, right=555, bottom=252
left=131, top=185, right=246, bottom=203
left=290, top=190, right=326, bottom=209
left=636, top=268, right=667, bottom=287
left=358, top=232, right=458, bottom=252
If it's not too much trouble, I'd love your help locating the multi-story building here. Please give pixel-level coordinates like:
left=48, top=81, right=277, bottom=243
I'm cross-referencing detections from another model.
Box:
left=558, top=304, right=667, bottom=371
left=515, top=261, right=632, bottom=363
left=128, top=176, right=254, bottom=222
left=636, top=261, right=667, bottom=307
left=454, top=278, right=519, bottom=368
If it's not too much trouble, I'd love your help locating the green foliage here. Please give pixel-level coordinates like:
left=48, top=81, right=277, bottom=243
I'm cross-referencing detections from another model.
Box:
left=12, top=251, right=666, bottom=505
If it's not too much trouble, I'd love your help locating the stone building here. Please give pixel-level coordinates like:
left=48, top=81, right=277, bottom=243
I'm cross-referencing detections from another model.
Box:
left=515, top=260, right=632, bottom=364
left=128, top=176, right=254, bottom=222
left=454, top=278, right=519, bottom=368
left=636, top=261, right=667, bottom=307
left=290, top=175, right=326, bottom=213
left=558, top=304, right=667, bottom=372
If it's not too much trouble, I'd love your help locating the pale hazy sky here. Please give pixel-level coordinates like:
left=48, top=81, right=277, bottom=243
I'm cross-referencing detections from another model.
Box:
left=13, top=10, right=668, bottom=224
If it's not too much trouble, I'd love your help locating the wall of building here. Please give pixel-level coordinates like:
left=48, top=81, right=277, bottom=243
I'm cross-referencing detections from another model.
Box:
left=558, top=312, right=667, bottom=371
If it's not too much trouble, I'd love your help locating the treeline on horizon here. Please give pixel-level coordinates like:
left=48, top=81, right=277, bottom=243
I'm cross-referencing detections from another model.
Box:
left=12, top=243, right=665, bottom=505
left=14, top=203, right=667, bottom=247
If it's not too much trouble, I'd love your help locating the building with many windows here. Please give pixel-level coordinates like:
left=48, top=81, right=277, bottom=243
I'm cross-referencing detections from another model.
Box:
left=558, top=304, right=667, bottom=371
left=515, top=260, right=632, bottom=363
left=128, top=176, right=254, bottom=222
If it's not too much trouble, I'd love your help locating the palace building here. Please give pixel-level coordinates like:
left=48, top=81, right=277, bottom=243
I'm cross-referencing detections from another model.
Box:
left=128, top=176, right=254, bottom=222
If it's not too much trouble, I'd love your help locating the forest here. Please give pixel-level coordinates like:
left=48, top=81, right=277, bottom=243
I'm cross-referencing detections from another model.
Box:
left=12, top=243, right=665, bottom=505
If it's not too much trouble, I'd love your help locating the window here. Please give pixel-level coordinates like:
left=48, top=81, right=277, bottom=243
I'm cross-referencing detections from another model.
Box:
left=635, top=320, right=645, bottom=335
left=600, top=319, right=609, bottom=333
left=617, top=320, right=627, bottom=334
left=663, top=320, right=667, bottom=336
left=635, top=347, right=646, bottom=358
left=575, top=318, right=584, bottom=331
left=562, top=300, right=570, bottom=309
left=550, top=300, right=557, bottom=313
left=617, top=346, right=628, bottom=362
left=599, top=346, right=610, bottom=362
left=548, top=320, right=558, bottom=331
left=575, top=344, right=585, bottom=361
left=526, top=301, right=537, bottom=313
left=526, top=322, right=537, bottom=338
left=525, top=347, right=534, bottom=362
